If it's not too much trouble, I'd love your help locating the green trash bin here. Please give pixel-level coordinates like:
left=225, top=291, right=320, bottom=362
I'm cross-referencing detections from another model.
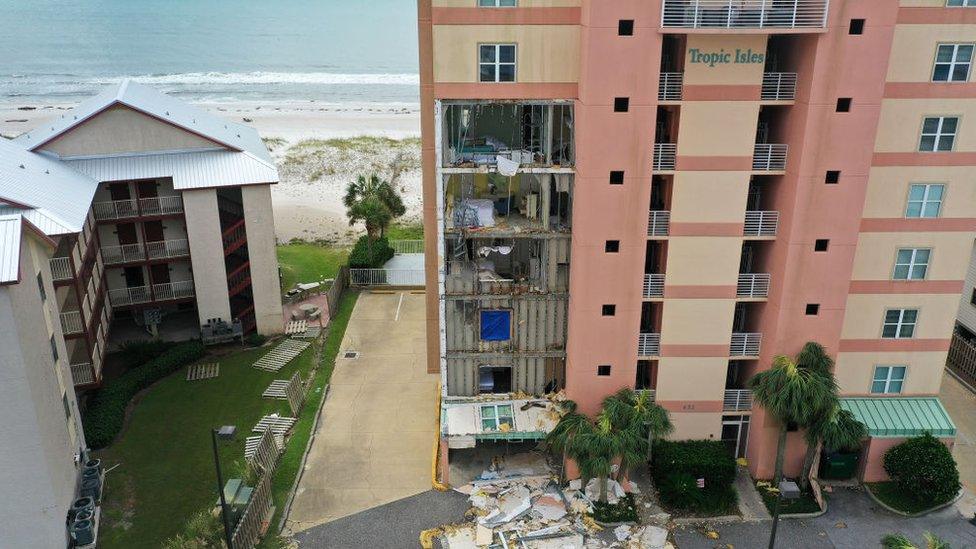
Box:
left=820, top=451, right=859, bottom=479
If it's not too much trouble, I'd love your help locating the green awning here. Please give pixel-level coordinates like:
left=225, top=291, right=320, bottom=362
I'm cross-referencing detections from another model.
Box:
left=839, top=397, right=956, bottom=438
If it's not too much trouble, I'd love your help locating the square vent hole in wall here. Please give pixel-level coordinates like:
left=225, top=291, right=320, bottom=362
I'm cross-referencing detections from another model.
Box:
left=343, top=351, right=360, bottom=359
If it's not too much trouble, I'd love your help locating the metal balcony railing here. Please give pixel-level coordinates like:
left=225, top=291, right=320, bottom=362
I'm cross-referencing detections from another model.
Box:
left=108, top=286, right=151, bottom=307
left=69, top=362, right=95, bottom=386
left=753, top=143, right=788, bottom=171
left=92, top=199, right=138, bottom=221
left=102, top=243, right=145, bottom=265
left=723, top=389, right=753, bottom=411
left=661, top=0, right=829, bottom=30
left=730, top=333, right=762, bottom=356
left=138, top=195, right=183, bottom=216
left=653, top=143, right=677, bottom=171
left=643, top=274, right=665, bottom=298
left=152, top=280, right=195, bottom=301
left=60, top=311, right=84, bottom=335
left=350, top=268, right=426, bottom=287
left=648, top=210, right=671, bottom=237
left=50, top=257, right=73, bottom=281
left=659, top=72, right=684, bottom=101
left=737, top=273, right=771, bottom=298
left=761, top=72, right=797, bottom=101
left=743, top=211, right=779, bottom=237
left=146, top=239, right=190, bottom=260
left=638, top=333, right=662, bottom=356
left=390, top=240, right=424, bottom=254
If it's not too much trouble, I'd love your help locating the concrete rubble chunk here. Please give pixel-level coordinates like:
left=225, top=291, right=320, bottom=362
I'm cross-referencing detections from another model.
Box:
left=584, top=478, right=626, bottom=505
left=614, top=524, right=632, bottom=541
left=533, top=493, right=568, bottom=521
left=636, top=525, right=668, bottom=549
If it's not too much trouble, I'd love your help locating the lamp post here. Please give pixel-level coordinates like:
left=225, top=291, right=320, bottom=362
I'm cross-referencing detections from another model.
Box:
left=211, top=428, right=235, bottom=549
left=768, top=479, right=800, bottom=549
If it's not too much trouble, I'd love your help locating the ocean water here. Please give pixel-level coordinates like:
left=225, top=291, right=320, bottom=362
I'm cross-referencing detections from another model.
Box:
left=0, top=0, right=420, bottom=105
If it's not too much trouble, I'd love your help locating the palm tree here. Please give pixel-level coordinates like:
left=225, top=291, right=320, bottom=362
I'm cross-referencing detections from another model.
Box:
left=545, top=400, right=591, bottom=484
left=567, top=411, right=622, bottom=503
left=602, top=388, right=673, bottom=463
left=343, top=174, right=406, bottom=240
left=799, top=404, right=867, bottom=490
left=749, top=353, right=835, bottom=485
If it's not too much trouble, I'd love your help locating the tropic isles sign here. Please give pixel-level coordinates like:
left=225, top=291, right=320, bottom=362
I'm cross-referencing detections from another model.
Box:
left=688, top=48, right=765, bottom=67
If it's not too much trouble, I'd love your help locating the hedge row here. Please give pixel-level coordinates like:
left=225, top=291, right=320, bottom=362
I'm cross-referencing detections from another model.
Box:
left=348, top=235, right=394, bottom=268
left=83, top=341, right=206, bottom=449
left=652, top=440, right=738, bottom=514
left=112, top=340, right=176, bottom=372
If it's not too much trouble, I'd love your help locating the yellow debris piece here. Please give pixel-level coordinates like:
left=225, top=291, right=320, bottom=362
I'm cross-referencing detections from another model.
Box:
left=705, top=530, right=720, bottom=540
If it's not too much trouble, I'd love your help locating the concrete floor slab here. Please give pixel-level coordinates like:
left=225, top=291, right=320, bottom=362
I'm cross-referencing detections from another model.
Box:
left=286, top=292, right=439, bottom=533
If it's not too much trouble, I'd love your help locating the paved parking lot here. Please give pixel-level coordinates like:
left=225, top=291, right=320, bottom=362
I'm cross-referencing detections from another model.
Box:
left=285, top=291, right=439, bottom=534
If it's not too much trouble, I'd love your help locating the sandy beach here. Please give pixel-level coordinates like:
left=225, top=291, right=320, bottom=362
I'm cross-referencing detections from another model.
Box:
left=0, top=100, right=422, bottom=244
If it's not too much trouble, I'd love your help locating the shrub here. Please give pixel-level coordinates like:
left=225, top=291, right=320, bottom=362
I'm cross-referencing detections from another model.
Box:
left=882, top=432, right=960, bottom=508
left=591, top=493, right=639, bottom=523
left=113, top=339, right=176, bottom=371
left=652, top=440, right=738, bottom=515
left=347, top=235, right=394, bottom=268
left=83, top=341, right=206, bottom=449
left=245, top=333, right=267, bottom=347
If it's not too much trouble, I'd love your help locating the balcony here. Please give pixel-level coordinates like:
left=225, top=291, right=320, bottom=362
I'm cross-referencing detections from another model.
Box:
left=146, top=239, right=190, bottom=261
left=743, top=210, right=779, bottom=237
left=648, top=210, right=671, bottom=237
left=723, top=389, right=753, bottom=411
left=139, top=196, right=183, bottom=216
left=737, top=273, right=771, bottom=298
left=109, top=280, right=195, bottom=307
left=92, top=199, right=138, bottom=221
left=109, top=285, right=151, bottom=306
left=50, top=256, right=73, bottom=281
left=652, top=143, right=676, bottom=171
left=153, top=280, right=195, bottom=301
left=69, top=362, right=95, bottom=386
left=102, top=243, right=145, bottom=265
left=60, top=310, right=84, bottom=335
left=753, top=143, right=788, bottom=171
left=730, top=332, right=762, bottom=357
left=643, top=274, right=665, bottom=298
left=661, top=0, right=829, bottom=30
left=638, top=333, right=661, bottom=356
left=761, top=72, right=797, bottom=101
left=659, top=72, right=683, bottom=101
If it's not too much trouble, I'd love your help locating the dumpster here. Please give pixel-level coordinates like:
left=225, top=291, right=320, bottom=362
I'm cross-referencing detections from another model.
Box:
left=820, top=451, right=859, bottom=479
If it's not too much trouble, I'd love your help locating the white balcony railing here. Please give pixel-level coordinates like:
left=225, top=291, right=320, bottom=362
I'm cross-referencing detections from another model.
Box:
left=50, top=257, right=73, bottom=281
left=152, top=280, right=195, bottom=301
left=643, top=274, right=665, bottom=298
left=638, top=333, right=662, bottom=356
left=652, top=143, right=677, bottom=171
left=730, top=332, right=762, bottom=356
left=146, top=239, right=190, bottom=260
left=648, top=210, right=671, bottom=237
left=350, top=269, right=426, bottom=287
left=737, top=273, right=771, bottom=298
left=743, top=210, right=780, bottom=237
left=60, top=311, right=84, bottom=335
left=101, top=243, right=145, bottom=265
left=108, top=286, right=151, bottom=307
left=753, top=143, right=788, bottom=171
left=659, top=72, right=684, bottom=101
left=661, top=0, right=829, bottom=30
left=761, top=72, right=798, bottom=101
left=92, top=199, right=138, bottom=221
left=138, top=195, right=183, bottom=216
left=390, top=240, right=425, bottom=254
left=723, top=389, right=753, bottom=411
left=70, top=362, right=95, bottom=386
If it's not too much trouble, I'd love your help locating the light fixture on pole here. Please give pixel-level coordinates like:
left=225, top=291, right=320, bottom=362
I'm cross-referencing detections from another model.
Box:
left=768, top=479, right=800, bottom=549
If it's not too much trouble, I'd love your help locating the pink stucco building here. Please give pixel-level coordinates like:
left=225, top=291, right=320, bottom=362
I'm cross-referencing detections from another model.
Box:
left=420, top=0, right=966, bottom=482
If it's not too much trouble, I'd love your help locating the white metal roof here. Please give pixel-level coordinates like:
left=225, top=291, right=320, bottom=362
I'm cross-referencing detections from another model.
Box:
left=64, top=149, right=278, bottom=190
left=0, top=138, right=98, bottom=235
left=14, top=80, right=274, bottom=165
left=0, top=214, right=23, bottom=284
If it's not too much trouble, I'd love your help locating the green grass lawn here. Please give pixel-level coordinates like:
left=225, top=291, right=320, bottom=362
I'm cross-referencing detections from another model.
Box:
left=867, top=481, right=946, bottom=514
left=385, top=222, right=424, bottom=241
left=94, top=343, right=318, bottom=547
left=756, top=480, right=823, bottom=515
left=277, top=243, right=348, bottom=295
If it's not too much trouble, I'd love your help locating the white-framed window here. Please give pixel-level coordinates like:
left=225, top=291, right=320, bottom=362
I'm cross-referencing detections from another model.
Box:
left=893, top=248, right=930, bottom=280
left=933, top=44, right=974, bottom=82
left=906, top=183, right=944, bottom=218
left=947, top=0, right=976, bottom=6
left=479, top=44, right=517, bottom=83
left=479, top=0, right=517, bottom=6
left=919, top=116, right=958, bottom=152
left=871, top=365, right=907, bottom=394
left=480, top=403, right=515, bottom=431
left=882, top=308, right=918, bottom=339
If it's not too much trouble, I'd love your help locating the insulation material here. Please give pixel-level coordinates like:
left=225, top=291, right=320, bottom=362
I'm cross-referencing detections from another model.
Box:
left=480, top=309, right=511, bottom=341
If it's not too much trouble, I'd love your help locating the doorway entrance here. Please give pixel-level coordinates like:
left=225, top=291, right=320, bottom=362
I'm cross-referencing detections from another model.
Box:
left=721, top=414, right=751, bottom=459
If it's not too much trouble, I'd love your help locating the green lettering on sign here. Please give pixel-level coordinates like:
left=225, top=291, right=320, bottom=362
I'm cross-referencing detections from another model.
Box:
left=687, top=48, right=765, bottom=67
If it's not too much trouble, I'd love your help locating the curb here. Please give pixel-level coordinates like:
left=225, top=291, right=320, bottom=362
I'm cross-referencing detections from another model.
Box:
left=671, top=514, right=743, bottom=525
left=864, top=484, right=964, bottom=517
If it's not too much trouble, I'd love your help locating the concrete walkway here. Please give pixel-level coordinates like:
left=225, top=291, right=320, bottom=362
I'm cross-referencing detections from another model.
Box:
left=940, top=371, right=976, bottom=516
left=285, top=291, right=439, bottom=534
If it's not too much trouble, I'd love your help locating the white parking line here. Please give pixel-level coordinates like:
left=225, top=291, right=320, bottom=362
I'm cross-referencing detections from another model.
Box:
left=395, top=291, right=404, bottom=321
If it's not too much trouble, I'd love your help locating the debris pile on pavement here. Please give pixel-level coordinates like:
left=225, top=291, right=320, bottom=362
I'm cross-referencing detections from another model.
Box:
left=440, top=466, right=672, bottom=548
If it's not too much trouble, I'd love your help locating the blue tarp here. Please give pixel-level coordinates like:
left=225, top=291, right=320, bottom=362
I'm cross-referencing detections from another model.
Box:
left=480, top=310, right=511, bottom=341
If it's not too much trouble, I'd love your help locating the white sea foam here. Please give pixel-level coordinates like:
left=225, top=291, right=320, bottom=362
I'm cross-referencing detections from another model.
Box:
left=85, top=72, right=420, bottom=86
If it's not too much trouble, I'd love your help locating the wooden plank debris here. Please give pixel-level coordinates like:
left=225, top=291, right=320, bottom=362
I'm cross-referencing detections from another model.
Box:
left=252, top=339, right=310, bottom=372
left=185, top=363, right=219, bottom=381
left=284, top=320, right=307, bottom=335
left=251, top=414, right=297, bottom=436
